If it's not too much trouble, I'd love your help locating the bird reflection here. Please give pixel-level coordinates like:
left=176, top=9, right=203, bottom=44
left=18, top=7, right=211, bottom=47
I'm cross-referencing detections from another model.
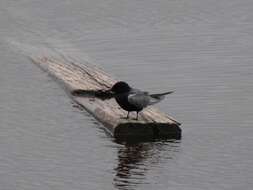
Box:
left=113, top=140, right=180, bottom=190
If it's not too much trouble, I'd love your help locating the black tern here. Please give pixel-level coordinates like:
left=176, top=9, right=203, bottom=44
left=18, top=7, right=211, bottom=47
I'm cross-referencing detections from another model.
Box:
left=108, top=81, right=173, bottom=120
left=71, top=81, right=173, bottom=120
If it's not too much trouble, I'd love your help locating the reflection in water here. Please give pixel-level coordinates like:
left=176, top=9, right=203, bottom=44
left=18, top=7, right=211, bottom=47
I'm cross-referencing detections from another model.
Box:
left=113, top=140, right=181, bottom=190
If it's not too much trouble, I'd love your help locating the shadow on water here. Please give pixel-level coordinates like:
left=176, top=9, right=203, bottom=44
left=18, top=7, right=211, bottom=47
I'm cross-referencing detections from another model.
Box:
left=113, top=139, right=181, bottom=190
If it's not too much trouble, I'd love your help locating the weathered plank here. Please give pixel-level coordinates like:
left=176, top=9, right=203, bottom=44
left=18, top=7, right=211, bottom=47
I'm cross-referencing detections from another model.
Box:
left=31, top=56, right=181, bottom=140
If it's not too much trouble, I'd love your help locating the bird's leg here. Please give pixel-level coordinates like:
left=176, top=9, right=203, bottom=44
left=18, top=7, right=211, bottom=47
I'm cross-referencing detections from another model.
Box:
left=135, top=111, right=139, bottom=120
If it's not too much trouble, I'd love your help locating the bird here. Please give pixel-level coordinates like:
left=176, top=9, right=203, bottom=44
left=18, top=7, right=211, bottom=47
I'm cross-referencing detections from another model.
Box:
left=107, top=81, right=173, bottom=120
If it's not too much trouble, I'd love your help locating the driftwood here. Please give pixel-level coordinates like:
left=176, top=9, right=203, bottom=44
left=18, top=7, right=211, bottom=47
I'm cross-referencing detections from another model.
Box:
left=31, top=56, right=181, bottom=140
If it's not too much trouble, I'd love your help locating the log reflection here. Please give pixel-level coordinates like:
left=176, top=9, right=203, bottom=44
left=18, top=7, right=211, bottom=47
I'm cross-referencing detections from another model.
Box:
left=113, top=140, right=180, bottom=190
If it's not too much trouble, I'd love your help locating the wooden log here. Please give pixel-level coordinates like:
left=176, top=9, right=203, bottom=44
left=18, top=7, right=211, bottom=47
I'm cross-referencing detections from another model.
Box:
left=31, top=56, right=181, bottom=140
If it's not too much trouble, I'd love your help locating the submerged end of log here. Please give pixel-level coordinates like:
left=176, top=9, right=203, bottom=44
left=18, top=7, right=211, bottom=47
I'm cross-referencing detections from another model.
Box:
left=114, top=123, right=181, bottom=140
left=31, top=56, right=182, bottom=141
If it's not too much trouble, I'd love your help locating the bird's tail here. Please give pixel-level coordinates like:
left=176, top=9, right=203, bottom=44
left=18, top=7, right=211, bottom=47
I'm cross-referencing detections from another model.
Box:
left=149, top=91, right=173, bottom=105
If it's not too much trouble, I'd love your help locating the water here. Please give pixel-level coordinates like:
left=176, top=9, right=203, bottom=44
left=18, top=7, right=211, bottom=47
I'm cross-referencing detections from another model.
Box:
left=1, top=0, right=253, bottom=189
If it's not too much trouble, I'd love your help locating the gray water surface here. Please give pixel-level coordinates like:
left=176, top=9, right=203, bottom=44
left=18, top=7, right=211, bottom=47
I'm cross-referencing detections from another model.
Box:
left=1, top=0, right=253, bottom=189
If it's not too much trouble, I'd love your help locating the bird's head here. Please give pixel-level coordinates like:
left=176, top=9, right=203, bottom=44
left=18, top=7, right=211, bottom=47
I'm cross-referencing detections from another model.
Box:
left=110, top=81, right=131, bottom=94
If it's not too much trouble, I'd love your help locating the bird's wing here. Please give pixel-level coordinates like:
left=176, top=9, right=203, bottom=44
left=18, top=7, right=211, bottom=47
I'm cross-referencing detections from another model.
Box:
left=128, top=92, right=150, bottom=110
left=148, top=91, right=173, bottom=105
left=71, top=89, right=114, bottom=100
